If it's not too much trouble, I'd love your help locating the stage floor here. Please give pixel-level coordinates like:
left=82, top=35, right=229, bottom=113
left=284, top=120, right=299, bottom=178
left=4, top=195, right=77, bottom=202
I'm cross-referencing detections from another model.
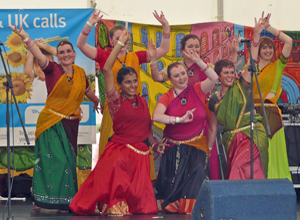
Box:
left=1, top=196, right=300, bottom=220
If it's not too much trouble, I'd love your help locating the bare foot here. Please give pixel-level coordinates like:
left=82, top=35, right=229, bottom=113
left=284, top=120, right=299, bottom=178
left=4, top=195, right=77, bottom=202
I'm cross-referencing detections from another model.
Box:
left=32, top=202, right=41, bottom=211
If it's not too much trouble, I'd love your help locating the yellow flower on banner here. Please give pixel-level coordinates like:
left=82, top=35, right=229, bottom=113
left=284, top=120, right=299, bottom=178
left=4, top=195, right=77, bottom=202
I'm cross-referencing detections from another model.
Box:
left=3, top=49, right=26, bottom=68
left=5, top=32, right=23, bottom=49
left=0, top=72, right=32, bottom=103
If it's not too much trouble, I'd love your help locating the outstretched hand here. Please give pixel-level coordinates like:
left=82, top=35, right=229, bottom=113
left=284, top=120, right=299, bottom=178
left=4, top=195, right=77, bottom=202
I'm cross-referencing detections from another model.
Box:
left=88, top=10, right=103, bottom=25
left=153, top=138, right=169, bottom=154
left=153, top=10, right=169, bottom=27
left=8, top=24, right=27, bottom=40
left=147, top=38, right=157, bottom=62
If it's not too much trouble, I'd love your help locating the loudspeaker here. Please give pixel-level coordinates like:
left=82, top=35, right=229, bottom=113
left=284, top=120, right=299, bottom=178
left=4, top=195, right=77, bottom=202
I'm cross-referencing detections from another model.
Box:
left=191, top=179, right=296, bottom=220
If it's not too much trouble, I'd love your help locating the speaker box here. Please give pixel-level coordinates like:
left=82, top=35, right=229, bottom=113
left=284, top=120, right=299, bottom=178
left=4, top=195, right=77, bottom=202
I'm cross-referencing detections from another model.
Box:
left=191, top=179, right=296, bottom=220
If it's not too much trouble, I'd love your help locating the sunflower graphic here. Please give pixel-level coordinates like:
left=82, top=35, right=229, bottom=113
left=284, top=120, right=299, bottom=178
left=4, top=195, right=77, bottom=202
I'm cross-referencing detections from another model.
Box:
left=3, top=49, right=26, bottom=68
left=0, top=72, right=32, bottom=103
left=5, top=32, right=24, bottom=49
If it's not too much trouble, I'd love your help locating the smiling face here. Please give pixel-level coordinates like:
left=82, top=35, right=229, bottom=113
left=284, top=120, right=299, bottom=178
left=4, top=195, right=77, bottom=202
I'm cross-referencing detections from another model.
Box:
left=118, top=72, right=138, bottom=99
left=259, top=43, right=275, bottom=61
left=219, top=66, right=235, bottom=88
left=57, top=44, right=76, bottom=67
left=169, top=64, right=188, bottom=91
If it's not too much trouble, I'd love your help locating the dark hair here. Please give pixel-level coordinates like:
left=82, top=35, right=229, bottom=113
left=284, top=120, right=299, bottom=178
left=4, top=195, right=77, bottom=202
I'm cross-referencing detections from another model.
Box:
left=180, top=34, right=201, bottom=51
left=167, top=62, right=185, bottom=79
left=116, top=67, right=138, bottom=84
left=214, top=59, right=235, bottom=76
left=258, top=36, right=275, bottom=59
left=56, top=40, right=74, bottom=53
left=109, top=25, right=125, bottom=39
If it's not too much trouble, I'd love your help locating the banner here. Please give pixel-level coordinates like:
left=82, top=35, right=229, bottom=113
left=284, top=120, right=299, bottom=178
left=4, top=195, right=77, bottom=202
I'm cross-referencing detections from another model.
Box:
left=0, top=9, right=97, bottom=146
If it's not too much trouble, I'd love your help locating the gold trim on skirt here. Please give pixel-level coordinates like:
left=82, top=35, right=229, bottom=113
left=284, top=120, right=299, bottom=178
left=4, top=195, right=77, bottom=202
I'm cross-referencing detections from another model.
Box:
left=166, top=130, right=204, bottom=145
left=126, top=144, right=150, bottom=155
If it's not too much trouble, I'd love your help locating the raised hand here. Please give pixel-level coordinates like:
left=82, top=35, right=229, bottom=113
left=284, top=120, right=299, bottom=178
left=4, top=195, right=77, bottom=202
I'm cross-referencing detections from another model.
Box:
left=88, top=10, right=103, bottom=25
left=153, top=10, right=169, bottom=27
left=147, top=38, right=157, bottom=62
left=118, top=30, right=131, bottom=44
left=261, top=11, right=271, bottom=29
left=254, top=16, right=263, bottom=36
left=8, top=24, right=27, bottom=40
left=182, top=49, right=201, bottom=64
left=230, top=34, right=239, bottom=53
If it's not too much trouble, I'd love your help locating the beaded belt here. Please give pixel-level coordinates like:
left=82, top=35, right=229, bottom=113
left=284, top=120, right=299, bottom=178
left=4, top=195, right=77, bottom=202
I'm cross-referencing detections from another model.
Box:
left=47, top=108, right=79, bottom=120
left=126, top=144, right=149, bottom=155
left=166, top=130, right=204, bottom=145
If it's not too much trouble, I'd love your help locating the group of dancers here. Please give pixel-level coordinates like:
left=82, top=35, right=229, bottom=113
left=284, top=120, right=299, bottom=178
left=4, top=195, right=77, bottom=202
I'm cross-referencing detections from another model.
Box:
left=9, top=9, right=292, bottom=216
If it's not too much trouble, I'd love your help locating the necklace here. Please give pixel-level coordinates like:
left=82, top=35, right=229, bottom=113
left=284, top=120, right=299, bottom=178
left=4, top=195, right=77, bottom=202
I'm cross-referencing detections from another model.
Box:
left=121, top=92, right=138, bottom=108
left=183, top=59, right=197, bottom=77
left=59, top=64, right=74, bottom=84
left=174, top=86, right=189, bottom=105
left=116, top=52, right=127, bottom=68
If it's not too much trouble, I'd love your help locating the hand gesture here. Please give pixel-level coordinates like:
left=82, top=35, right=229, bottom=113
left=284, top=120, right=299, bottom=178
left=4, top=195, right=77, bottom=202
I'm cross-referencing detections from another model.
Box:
left=182, top=49, right=201, bottom=63
left=153, top=138, right=169, bottom=154
left=88, top=10, right=103, bottom=25
left=235, top=70, right=243, bottom=81
left=92, top=98, right=100, bottom=113
left=147, top=38, right=157, bottom=62
left=261, top=11, right=271, bottom=29
left=118, top=30, right=131, bottom=45
left=8, top=24, right=27, bottom=40
left=153, top=10, right=169, bottom=27
left=230, top=34, right=239, bottom=53
left=254, top=16, right=263, bottom=36
left=180, top=108, right=196, bottom=123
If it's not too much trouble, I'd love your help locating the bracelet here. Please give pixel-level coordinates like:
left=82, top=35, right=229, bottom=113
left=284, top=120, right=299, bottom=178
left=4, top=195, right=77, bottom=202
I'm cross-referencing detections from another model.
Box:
left=23, top=37, right=30, bottom=43
left=252, top=39, right=260, bottom=47
left=163, top=31, right=171, bottom=39
left=265, top=24, right=271, bottom=30
left=27, top=41, right=35, bottom=49
left=202, top=64, right=209, bottom=72
left=82, top=28, right=91, bottom=36
left=277, top=31, right=281, bottom=38
left=86, top=21, right=93, bottom=27
left=151, top=143, right=157, bottom=149
left=172, top=116, right=176, bottom=125
left=175, top=117, right=180, bottom=123
left=151, top=61, right=157, bottom=64
left=117, top=41, right=125, bottom=46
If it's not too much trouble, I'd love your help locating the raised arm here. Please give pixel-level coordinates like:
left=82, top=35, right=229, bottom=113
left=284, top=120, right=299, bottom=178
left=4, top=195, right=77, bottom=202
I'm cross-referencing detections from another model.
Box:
left=9, top=25, right=47, bottom=68
left=77, top=10, right=103, bottom=60
left=35, top=39, right=57, bottom=57
left=23, top=51, right=34, bottom=81
left=103, top=30, right=130, bottom=93
left=261, top=12, right=293, bottom=58
left=182, top=50, right=218, bottom=95
left=230, top=34, right=239, bottom=65
left=148, top=38, right=168, bottom=82
left=151, top=11, right=170, bottom=60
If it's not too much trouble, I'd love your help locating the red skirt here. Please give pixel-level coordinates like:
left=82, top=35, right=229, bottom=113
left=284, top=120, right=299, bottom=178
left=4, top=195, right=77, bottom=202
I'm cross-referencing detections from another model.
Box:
left=69, top=141, right=158, bottom=215
left=227, top=132, right=265, bottom=179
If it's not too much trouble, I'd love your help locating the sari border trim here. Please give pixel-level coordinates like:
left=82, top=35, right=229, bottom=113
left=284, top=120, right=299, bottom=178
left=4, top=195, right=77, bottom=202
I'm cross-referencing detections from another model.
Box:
left=100, top=201, right=131, bottom=216
left=163, top=198, right=196, bottom=214
left=126, top=144, right=150, bottom=155
left=166, top=130, right=204, bottom=145
left=47, top=108, right=79, bottom=120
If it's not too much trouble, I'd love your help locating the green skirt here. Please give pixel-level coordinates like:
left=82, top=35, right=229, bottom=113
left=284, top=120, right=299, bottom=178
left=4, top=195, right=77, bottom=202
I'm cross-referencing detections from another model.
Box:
left=32, top=121, right=78, bottom=210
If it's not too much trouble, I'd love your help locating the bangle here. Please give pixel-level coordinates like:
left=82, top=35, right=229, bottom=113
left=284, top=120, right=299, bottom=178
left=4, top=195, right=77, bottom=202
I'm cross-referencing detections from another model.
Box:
left=277, top=31, right=281, bottom=38
left=175, top=117, right=180, bottom=123
left=252, top=39, right=260, bottom=47
left=117, top=41, right=125, bottom=46
left=86, top=21, right=93, bottom=27
left=82, top=28, right=91, bottom=36
left=163, top=31, right=171, bottom=39
left=152, top=143, right=157, bottom=149
left=172, top=116, right=176, bottom=125
left=151, top=61, right=157, bottom=64
left=265, top=24, right=271, bottom=30
left=23, top=37, right=30, bottom=43
left=27, top=41, right=35, bottom=49
left=202, top=64, right=209, bottom=72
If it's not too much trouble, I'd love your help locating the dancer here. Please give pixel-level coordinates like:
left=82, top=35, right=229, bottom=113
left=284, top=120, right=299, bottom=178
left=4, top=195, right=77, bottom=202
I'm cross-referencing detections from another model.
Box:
left=9, top=24, right=99, bottom=211
left=70, top=30, right=158, bottom=216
